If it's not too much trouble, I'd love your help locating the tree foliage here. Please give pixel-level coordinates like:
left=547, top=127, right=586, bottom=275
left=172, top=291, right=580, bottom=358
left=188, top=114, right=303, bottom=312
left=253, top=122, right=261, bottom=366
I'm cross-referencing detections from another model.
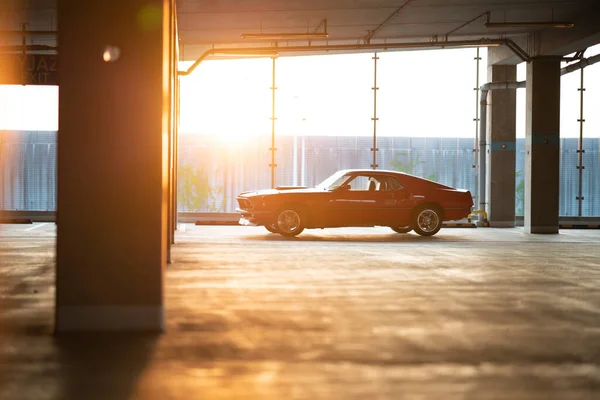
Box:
left=390, top=150, right=437, bottom=182
left=178, top=164, right=223, bottom=211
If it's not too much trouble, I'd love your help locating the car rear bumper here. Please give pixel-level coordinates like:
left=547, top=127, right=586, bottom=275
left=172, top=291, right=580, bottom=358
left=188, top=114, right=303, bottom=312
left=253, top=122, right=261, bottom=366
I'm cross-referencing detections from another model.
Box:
left=444, top=207, right=472, bottom=221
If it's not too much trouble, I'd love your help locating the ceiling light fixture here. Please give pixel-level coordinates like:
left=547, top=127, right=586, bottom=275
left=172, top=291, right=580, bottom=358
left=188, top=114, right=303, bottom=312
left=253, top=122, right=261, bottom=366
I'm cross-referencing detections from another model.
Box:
left=456, top=42, right=502, bottom=47
left=485, top=21, right=574, bottom=28
left=242, top=19, right=329, bottom=41
left=240, top=32, right=329, bottom=40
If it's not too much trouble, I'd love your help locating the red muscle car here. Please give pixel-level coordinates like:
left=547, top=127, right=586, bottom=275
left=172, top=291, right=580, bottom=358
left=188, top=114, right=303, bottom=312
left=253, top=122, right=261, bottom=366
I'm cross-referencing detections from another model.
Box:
left=236, top=169, right=473, bottom=237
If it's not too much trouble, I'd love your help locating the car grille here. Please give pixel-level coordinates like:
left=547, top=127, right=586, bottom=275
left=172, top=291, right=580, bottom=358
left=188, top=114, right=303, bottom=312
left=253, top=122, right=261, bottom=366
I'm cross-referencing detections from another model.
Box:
left=237, top=198, right=254, bottom=211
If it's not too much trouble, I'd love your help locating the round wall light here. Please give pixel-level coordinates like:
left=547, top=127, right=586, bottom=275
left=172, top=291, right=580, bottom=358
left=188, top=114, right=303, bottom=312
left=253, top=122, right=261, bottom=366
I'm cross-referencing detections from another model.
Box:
left=103, top=45, right=121, bottom=63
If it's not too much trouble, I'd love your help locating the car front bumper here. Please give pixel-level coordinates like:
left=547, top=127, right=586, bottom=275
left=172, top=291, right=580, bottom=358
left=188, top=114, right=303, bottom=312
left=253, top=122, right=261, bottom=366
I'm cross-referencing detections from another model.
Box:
left=235, top=208, right=276, bottom=226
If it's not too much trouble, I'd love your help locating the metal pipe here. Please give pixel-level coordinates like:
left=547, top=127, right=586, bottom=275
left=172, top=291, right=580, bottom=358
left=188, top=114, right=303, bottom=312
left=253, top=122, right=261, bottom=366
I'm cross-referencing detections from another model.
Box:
left=179, top=38, right=510, bottom=76
left=474, top=47, right=481, bottom=212
left=561, top=53, right=600, bottom=75
left=504, top=40, right=530, bottom=62
left=364, top=0, right=415, bottom=44
left=0, top=30, right=57, bottom=36
left=478, top=90, right=487, bottom=216
left=444, top=11, right=489, bottom=41
left=478, top=81, right=525, bottom=216
left=0, top=44, right=57, bottom=52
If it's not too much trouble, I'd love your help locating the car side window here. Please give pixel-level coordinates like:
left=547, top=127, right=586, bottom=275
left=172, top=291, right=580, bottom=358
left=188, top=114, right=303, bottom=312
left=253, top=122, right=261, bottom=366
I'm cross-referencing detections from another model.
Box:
left=381, top=176, right=404, bottom=190
left=328, top=174, right=352, bottom=191
left=347, top=175, right=371, bottom=191
left=344, top=175, right=405, bottom=191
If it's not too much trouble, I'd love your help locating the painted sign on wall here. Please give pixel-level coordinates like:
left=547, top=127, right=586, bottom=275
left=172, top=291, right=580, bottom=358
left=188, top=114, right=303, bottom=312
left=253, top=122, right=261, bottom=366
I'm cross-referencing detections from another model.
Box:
left=0, top=54, right=58, bottom=85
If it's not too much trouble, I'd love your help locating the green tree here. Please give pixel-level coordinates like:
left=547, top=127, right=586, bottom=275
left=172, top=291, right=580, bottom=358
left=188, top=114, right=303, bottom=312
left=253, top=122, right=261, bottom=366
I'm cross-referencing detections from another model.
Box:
left=515, top=169, right=525, bottom=216
left=390, top=150, right=437, bottom=182
left=178, top=164, right=222, bottom=211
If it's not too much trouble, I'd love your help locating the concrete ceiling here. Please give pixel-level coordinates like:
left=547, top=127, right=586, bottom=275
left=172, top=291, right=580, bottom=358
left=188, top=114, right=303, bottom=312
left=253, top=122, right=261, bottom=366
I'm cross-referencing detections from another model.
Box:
left=2, top=0, right=600, bottom=63
left=177, top=0, right=600, bottom=61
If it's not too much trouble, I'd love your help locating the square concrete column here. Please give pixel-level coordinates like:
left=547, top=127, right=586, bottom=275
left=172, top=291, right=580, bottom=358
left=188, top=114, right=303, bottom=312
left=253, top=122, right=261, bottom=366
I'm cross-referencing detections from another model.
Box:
left=524, top=58, right=561, bottom=234
left=56, top=0, right=174, bottom=331
left=486, top=64, right=517, bottom=227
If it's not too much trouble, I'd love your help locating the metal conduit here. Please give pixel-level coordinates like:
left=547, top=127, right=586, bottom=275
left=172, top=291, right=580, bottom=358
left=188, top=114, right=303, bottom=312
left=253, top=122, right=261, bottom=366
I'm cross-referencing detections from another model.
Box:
left=561, top=53, right=600, bottom=74
left=477, top=81, right=525, bottom=214
left=178, top=38, right=519, bottom=76
left=477, top=53, right=600, bottom=219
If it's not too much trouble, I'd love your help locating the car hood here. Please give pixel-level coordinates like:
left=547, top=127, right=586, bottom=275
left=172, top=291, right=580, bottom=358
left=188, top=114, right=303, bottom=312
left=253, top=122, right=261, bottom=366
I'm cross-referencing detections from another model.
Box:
left=238, top=187, right=324, bottom=197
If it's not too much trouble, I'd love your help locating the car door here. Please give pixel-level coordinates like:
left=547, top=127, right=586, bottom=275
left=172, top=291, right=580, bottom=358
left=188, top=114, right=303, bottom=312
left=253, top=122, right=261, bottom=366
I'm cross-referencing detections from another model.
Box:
left=328, top=174, right=392, bottom=227
left=377, top=175, right=412, bottom=226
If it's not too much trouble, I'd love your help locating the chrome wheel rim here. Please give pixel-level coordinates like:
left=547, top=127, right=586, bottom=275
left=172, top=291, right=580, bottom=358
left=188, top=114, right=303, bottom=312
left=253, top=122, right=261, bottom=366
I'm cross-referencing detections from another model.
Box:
left=265, top=223, right=278, bottom=233
left=417, top=209, right=439, bottom=233
left=277, top=210, right=301, bottom=234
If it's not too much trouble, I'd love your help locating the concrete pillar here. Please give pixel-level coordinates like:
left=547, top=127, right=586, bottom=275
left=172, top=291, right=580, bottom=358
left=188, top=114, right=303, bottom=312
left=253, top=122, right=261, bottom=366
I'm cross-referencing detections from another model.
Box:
left=486, top=64, right=517, bottom=227
left=524, top=58, right=561, bottom=234
left=56, top=0, right=174, bottom=331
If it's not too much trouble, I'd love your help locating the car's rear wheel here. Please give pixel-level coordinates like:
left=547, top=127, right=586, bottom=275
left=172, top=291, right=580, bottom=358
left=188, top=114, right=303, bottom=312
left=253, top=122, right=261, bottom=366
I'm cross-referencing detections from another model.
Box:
left=264, top=222, right=278, bottom=233
left=276, top=208, right=305, bottom=237
left=391, top=226, right=412, bottom=234
left=412, top=205, right=442, bottom=236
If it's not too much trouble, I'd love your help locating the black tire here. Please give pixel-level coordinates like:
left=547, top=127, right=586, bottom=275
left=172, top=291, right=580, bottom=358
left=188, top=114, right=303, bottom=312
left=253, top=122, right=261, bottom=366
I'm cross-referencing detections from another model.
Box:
left=412, top=205, right=443, bottom=236
left=264, top=223, right=278, bottom=233
left=275, top=208, right=305, bottom=237
left=391, top=226, right=412, bottom=234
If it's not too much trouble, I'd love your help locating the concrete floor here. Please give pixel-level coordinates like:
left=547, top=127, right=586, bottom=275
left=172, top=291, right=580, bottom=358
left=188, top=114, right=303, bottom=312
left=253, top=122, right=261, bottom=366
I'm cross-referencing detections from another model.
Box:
left=1, top=223, right=600, bottom=399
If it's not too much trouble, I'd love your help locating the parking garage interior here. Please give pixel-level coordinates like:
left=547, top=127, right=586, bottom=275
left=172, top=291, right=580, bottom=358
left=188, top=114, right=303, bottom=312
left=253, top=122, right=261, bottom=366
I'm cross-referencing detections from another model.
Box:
left=2, top=0, right=600, bottom=399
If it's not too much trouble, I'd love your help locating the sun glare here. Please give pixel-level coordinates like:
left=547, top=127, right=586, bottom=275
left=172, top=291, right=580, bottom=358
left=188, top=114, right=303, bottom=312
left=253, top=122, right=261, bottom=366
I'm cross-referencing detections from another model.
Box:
left=0, top=85, right=58, bottom=131
left=179, top=49, right=490, bottom=138
left=2, top=44, right=599, bottom=138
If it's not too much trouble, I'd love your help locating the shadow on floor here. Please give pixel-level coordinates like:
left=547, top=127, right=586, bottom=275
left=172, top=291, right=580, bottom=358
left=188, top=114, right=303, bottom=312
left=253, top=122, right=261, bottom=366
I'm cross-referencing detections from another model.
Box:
left=239, top=232, right=461, bottom=243
left=53, top=333, right=159, bottom=400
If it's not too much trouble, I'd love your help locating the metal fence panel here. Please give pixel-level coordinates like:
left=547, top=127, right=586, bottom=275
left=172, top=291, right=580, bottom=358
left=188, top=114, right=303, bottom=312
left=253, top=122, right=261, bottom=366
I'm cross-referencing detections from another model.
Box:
left=1, top=130, right=598, bottom=218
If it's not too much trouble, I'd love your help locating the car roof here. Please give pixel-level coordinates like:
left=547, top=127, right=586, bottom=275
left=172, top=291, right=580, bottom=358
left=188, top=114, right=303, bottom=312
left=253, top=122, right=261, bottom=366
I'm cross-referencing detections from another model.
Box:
left=338, top=169, right=409, bottom=177
left=336, top=169, right=455, bottom=189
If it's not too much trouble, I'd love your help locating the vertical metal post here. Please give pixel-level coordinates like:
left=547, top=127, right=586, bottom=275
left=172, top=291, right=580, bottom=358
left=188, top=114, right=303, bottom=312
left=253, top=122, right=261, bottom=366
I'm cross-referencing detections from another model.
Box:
left=293, top=135, right=298, bottom=185
left=21, top=23, right=29, bottom=208
left=21, top=23, right=27, bottom=55
left=577, top=67, right=585, bottom=216
left=301, top=136, right=306, bottom=186
left=270, top=57, right=278, bottom=188
left=175, top=75, right=180, bottom=230
left=371, top=53, right=379, bottom=169
left=172, top=21, right=179, bottom=241
left=473, top=48, right=481, bottom=209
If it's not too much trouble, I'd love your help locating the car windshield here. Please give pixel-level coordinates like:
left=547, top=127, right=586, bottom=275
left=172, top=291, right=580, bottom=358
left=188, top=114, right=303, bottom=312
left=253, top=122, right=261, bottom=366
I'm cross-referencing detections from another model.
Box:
left=315, top=171, right=352, bottom=191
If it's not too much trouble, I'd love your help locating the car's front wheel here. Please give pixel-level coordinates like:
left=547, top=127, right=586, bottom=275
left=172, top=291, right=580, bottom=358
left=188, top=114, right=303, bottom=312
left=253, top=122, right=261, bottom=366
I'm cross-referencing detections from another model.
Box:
left=276, top=208, right=305, bottom=237
left=391, top=226, right=412, bottom=234
left=412, top=205, right=443, bottom=236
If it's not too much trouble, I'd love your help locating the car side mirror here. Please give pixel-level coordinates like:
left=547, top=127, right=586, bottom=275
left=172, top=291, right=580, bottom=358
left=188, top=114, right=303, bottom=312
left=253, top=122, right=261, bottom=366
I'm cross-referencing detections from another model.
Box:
left=339, top=184, right=351, bottom=191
